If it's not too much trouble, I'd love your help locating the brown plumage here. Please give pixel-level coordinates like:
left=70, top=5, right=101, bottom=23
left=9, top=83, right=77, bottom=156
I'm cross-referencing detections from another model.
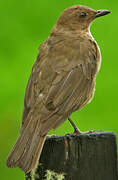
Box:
left=6, top=5, right=111, bottom=173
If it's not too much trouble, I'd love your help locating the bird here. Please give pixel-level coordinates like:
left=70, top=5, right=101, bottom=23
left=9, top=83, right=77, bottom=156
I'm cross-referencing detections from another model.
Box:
left=6, top=5, right=111, bottom=173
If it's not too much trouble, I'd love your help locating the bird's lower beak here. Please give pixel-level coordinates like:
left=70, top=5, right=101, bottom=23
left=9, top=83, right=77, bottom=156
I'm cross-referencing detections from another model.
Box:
left=95, top=10, right=111, bottom=18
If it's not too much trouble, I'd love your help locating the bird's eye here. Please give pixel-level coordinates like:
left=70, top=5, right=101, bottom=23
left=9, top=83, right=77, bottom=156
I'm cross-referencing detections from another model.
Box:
left=79, top=12, right=87, bottom=17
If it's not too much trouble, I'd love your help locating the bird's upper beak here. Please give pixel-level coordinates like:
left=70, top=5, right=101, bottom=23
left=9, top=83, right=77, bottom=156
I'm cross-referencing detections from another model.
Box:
left=95, top=10, right=111, bottom=18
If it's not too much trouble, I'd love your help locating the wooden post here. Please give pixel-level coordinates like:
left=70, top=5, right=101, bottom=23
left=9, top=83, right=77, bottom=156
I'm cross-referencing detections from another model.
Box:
left=25, top=131, right=117, bottom=180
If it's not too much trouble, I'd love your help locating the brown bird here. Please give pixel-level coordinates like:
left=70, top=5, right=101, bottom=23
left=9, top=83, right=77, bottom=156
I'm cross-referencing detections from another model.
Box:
left=6, top=5, right=111, bottom=173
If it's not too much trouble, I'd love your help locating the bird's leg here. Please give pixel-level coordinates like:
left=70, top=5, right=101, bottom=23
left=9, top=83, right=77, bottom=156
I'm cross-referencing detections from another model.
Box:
left=68, top=117, right=82, bottom=134
left=68, top=117, right=95, bottom=135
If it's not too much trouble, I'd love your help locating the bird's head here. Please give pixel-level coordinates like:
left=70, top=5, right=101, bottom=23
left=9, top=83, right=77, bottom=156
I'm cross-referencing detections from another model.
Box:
left=56, top=5, right=111, bottom=32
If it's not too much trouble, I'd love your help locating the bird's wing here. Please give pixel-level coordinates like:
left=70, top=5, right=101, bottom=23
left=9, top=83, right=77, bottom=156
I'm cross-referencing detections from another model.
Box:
left=21, top=38, right=99, bottom=135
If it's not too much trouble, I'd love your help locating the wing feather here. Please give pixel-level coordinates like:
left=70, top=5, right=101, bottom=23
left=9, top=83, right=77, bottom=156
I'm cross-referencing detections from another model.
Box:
left=21, top=38, right=98, bottom=134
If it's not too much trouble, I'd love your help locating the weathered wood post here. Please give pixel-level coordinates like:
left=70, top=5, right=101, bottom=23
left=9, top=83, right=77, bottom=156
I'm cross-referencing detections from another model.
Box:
left=25, top=131, right=117, bottom=180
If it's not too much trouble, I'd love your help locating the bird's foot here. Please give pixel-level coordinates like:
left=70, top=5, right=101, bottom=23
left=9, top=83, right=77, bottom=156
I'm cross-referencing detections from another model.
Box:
left=66, top=130, right=96, bottom=136
left=67, top=116, right=96, bottom=136
left=77, top=130, right=96, bottom=134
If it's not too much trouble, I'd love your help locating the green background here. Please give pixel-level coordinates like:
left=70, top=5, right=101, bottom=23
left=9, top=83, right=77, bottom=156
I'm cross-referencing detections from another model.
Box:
left=0, top=0, right=117, bottom=179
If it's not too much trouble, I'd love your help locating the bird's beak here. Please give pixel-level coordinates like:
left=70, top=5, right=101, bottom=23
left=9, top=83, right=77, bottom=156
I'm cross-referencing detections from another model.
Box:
left=95, top=10, right=111, bottom=18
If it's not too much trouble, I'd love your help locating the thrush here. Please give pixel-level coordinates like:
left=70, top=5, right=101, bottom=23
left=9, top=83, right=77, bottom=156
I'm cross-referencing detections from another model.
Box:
left=6, top=5, right=111, bottom=173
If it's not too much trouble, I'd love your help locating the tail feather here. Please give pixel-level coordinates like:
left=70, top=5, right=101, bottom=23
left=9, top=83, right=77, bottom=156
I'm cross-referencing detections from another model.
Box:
left=19, top=135, right=46, bottom=172
left=6, top=117, right=47, bottom=173
left=6, top=133, right=46, bottom=172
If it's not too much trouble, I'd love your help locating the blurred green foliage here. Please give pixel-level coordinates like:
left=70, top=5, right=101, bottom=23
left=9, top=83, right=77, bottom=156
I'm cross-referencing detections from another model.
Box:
left=0, top=0, right=117, bottom=179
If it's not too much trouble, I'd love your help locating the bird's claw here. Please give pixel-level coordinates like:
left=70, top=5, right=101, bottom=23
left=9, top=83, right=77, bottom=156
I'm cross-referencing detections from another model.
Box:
left=66, top=130, right=96, bottom=136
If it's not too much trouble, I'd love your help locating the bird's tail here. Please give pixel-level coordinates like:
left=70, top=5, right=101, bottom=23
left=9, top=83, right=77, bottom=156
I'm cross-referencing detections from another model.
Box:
left=6, top=119, right=46, bottom=173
